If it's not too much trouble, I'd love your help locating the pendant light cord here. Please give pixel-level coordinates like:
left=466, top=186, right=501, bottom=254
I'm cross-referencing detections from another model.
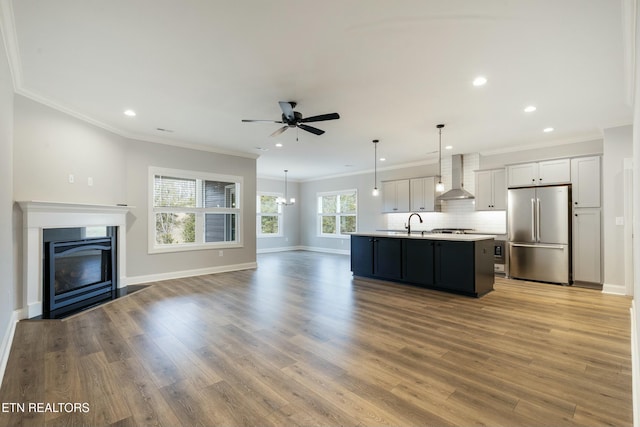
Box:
left=284, top=169, right=288, bottom=201
left=437, top=124, right=444, bottom=185
left=438, top=127, right=442, bottom=178
left=372, top=139, right=379, bottom=194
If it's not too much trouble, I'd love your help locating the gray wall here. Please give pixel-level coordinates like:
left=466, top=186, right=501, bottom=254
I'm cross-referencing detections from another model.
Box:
left=12, top=95, right=256, bottom=283
left=602, top=126, right=632, bottom=290
left=0, top=23, right=16, bottom=367
left=299, top=163, right=439, bottom=252
left=633, top=0, right=640, bottom=417
left=13, top=96, right=128, bottom=204
left=125, top=139, right=256, bottom=277
left=256, top=177, right=300, bottom=251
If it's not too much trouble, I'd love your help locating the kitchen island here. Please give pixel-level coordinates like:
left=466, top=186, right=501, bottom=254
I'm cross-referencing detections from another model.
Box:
left=350, top=232, right=495, bottom=297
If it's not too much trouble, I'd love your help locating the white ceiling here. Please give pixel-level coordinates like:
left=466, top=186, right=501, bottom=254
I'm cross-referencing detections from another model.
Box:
left=4, top=0, right=633, bottom=180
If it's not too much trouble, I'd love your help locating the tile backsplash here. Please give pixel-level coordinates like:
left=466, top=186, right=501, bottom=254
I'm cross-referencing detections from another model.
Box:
left=383, top=153, right=506, bottom=235
left=384, top=199, right=506, bottom=234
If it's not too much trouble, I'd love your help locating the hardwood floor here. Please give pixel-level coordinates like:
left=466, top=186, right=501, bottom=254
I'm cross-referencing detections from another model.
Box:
left=0, top=251, right=632, bottom=426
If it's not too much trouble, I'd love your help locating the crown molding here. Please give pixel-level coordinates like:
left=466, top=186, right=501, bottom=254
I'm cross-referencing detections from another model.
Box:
left=298, top=157, right=439, bottom=183
left=0, top=0, right=258, bottom=161
left=0, top=0, right=21, bottom=89
left=17, top=88, right=260, bottom=159
left=478, top=132, right=605, bottom=157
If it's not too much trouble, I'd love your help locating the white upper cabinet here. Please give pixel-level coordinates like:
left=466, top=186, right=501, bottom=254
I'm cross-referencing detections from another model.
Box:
left=475, top=169, right=506, bottom=210
left=571, top=156, right=601, bottom=208
left=382, top=179, right=410, bottom=213
left=537, top=159, right=571, bottom=185
left=507, top=158, right=570, bottom=187
left=507, top=163, right=538, bottom=187
left=410, top=177, right=436, bottom=212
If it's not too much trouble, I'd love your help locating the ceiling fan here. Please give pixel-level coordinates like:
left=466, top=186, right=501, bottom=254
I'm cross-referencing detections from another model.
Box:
left=242, top=101, right=340, bottom=137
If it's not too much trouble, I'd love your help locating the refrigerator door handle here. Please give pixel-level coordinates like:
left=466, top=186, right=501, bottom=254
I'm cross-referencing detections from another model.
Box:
left=510, top=243, right=566, bottom=250
left=531, top=198, right=536, bottom=241
left=536, top=197, right=541, bottom=242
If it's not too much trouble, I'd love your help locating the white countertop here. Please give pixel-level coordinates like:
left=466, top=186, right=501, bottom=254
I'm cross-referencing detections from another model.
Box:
left=350, top=232, right=495, bottom=241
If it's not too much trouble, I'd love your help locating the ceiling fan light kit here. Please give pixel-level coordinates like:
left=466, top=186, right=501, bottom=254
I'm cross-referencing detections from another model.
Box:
left=243, top=101, right=340, bottom=137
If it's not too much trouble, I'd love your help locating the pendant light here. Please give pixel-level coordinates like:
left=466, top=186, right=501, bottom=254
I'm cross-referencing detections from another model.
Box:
left=372, top=139, right=380, bottom=196
left=436, top=124, right=445, bottom=192
left=277, top=169, right=295, bottom=206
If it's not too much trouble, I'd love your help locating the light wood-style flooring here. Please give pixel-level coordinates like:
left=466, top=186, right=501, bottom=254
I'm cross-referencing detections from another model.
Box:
left=0, top=251, right=632, bottom=426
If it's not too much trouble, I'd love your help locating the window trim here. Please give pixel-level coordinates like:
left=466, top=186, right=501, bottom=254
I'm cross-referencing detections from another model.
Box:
left=257, top=192, right=283, bottom=238
left=148, top=166, right=244, bottom=254
left=317, top=189, right=358, bottom=239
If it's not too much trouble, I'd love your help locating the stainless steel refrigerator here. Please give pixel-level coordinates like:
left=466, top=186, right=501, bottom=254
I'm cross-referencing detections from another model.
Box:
left=507, top=185, right=571, bottom=285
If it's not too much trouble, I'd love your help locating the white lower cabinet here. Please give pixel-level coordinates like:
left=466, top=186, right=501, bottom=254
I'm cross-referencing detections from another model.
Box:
left=573, top=208, right=601, bottom=283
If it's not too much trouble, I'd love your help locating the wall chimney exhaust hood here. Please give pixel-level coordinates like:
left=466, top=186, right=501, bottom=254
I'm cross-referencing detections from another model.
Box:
left=437, top=154, right=475, bottom=200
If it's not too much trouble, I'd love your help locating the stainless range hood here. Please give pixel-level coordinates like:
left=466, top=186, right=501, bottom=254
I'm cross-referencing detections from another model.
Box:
left=437, top=154, right=475, bottom=200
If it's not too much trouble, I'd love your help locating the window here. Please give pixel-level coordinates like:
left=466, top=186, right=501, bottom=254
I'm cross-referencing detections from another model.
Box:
left=149, top=167, right=242, bottom=253
left=257, top=193, right=283, bottom=237
left=317, top=189, right=357, bottom=237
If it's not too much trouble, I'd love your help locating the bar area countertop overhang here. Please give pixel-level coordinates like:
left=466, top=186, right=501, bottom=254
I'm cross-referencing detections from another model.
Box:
left=349, top=231, right=496, bottom=242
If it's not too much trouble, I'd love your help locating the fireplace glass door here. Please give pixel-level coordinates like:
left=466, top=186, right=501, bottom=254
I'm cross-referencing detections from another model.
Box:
left=44, top=236, right=116, bottom=318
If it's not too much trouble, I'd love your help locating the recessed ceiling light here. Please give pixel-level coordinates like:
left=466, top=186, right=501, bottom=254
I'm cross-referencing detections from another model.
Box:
left=275, top=143, right=283, bottom=148
left=123, top=109, right=136, bottom=117
left=543, top=127, right=554, bottom=133
left=445, top=145, right=453, bottom=150
left=379, top=157, right=386, bottom=162
left=472, top=76, right=487, bottom=86
left=254, top=146, right=269, bottom=151
left=524, top=105, right=537, bottom=113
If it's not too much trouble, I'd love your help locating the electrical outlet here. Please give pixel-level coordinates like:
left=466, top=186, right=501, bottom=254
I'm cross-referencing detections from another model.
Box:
left=68, top=174, right=75, bottom=184
left=219, top=250, right=224, bottom=257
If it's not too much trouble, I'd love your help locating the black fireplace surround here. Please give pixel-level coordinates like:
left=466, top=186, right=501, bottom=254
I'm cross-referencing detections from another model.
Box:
left=44, top=236, right=116, bottom=319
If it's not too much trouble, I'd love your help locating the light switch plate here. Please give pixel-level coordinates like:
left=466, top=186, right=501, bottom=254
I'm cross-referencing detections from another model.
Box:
left=616, top=217, right=624, bottom=226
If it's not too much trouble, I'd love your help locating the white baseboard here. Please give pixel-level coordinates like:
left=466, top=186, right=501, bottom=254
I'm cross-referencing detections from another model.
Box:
left=124, top=262, right=258, bottom=286
left=631, top=302, right=639, bottom=427
left=257, top=245, right=304, bottom=254
left=602, top=283, right=628, bottom=295
left=0, top=309, right=22, bottom=388
left=297, top=246, right=350, bottom=256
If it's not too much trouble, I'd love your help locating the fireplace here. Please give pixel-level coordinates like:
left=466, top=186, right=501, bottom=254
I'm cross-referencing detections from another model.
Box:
left=18, top=201, right=131, bottom=319
left=43, top=231, right=116, bottom=318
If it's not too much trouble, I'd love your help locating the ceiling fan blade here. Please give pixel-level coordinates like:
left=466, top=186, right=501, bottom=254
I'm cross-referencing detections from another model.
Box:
left=298, top=124, right=325, bottom=135
left=278, top=101, right=296, bottom=122
left=299, top=112, right=340, bottom=123
left=270, top=126, right=289, bottom=137
left=242, top=119, right=284, bottom=123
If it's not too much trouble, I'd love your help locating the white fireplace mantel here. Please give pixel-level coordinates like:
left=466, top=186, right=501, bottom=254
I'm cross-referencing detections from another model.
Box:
left=18, top=201, right=132, bottom=319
